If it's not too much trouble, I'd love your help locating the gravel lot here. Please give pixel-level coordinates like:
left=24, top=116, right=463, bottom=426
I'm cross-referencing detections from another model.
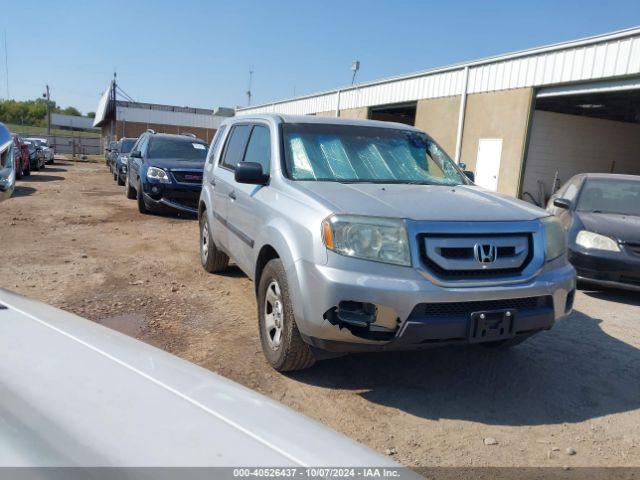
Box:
left=1, top=160, right=639, bottom=469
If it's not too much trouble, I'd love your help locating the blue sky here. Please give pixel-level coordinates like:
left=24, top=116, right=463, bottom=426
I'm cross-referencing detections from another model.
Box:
left=3, top=0, right=640, bottom=114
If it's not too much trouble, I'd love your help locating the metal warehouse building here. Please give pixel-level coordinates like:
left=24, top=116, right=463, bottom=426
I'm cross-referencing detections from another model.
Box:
left=93, top=82, right=234, bottom=146
left=238, top=27, right=640, bottom=206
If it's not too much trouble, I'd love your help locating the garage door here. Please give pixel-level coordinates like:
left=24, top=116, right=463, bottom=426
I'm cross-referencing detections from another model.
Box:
left=521, top=77, right=640, bottom=206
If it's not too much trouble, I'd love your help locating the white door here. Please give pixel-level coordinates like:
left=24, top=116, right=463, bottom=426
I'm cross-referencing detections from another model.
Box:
left=475, top=138, right=502, bottom=191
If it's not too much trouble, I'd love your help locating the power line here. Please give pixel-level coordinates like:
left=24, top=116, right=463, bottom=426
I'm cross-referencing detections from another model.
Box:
left=116, top=85, right=136, bottom=103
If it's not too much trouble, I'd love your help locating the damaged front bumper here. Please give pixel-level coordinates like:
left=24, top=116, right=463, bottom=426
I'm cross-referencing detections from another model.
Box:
left=292, top=253, right=576, bottom=352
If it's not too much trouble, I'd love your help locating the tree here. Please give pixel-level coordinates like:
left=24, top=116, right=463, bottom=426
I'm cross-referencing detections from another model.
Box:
left=86, top=112, right=96, bottom=118
left=62, top=106, right=81, bottom=116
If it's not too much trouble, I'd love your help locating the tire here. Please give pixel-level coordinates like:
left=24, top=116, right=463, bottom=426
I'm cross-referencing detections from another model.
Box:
left=199, top=212, right=229, bottom=273
left=257, top=259, right=315, bottom=372
left=125, top=175, right=136, bottom=199
left=40, top=162, right=45, bottom=170
left=117, top=174, right=125, bottom=186
left=137, top=183, right=151, bottom=214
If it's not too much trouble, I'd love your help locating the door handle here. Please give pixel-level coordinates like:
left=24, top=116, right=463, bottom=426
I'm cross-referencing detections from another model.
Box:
left=229, top=191, right=236, bottom=200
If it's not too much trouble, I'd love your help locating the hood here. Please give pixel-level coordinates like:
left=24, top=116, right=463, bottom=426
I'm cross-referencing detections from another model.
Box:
left=576, top=211, right=640, bottom=243
left=147, top=158, right=205, bottom=171
left=292, top=182, right=546, bottom=222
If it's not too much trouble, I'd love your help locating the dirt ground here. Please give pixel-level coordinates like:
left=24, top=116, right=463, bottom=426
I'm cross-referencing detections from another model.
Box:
left=1, top=160, right=640, bottom=469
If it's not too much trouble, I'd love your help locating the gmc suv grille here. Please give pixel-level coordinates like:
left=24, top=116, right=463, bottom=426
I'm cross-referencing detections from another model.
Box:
left=172, top=171, right=203, bottom=184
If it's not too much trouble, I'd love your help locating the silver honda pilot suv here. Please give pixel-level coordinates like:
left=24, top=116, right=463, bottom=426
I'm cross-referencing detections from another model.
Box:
left=198, top=114, right=576, bottom=371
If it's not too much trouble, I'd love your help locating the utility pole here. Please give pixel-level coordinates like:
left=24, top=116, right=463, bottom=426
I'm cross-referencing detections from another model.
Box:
left=246, top=69, right=253, bottom=106
left=43, top=85, right=51, bottom=136
left=111, top=71, right=117, bottom=141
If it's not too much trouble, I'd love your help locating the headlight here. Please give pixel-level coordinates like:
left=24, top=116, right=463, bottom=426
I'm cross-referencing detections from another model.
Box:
left=322, top=214, right=411, bottom=266
left=541, top=216, right=566, bottom=261
left=576, top=230, right=620, bottom=252
left=146, top=166, right=170, bottom=183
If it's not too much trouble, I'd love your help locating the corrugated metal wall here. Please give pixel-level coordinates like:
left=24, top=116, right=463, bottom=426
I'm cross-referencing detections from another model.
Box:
left=116, top=106, right=226, bottom=129
left=238, top=28, right=640, bottom=116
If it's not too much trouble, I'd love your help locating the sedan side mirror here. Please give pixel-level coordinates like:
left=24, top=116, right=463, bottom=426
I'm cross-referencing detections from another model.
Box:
left=130, top=150, right=142, bottom=159
left=553, top=198, right=572, bottom=209
left=463, top=170, right=475, bottom=182
left=235, top=162, right=269, bottom=185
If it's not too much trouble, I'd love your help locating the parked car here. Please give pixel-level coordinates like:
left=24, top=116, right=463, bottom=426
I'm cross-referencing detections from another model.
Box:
left=112, top=137, right=137, bottom=185
left=198, top=115, right=576, bottom=371
left=0, top=289, right=399, bottom=469
left=23, top=140, right=46, bottom=171
left=0, top=123, right=15, bottom=201
left=24, top=137, right=54, bottom=164
left=125, top=130, right=207, bottom=215
left=547, top=173, right=640, bottom=292
left=105, top=140, right=117, bottom=166
left=11, top=134, right=30, bottom=178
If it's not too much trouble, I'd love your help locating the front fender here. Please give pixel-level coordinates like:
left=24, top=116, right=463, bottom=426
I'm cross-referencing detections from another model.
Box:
left=254, top=218, right=327, bottom=335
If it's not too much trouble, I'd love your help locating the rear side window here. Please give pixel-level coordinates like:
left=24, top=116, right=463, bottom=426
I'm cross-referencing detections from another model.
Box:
left=243, top=125, right=271, bottom=174
left=221, top=125, right=251, bottom=170
left=207, top=125, right=227, bottom=164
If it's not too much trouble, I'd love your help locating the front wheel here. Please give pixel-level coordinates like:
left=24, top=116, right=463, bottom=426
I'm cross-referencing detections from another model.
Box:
left=136, top=183, right=151, bottom=214
left=258, top=259, right=315, bottom=372
left=125, top=175, right=136, bottom=199
left=199, top=213, right=229, bottom=272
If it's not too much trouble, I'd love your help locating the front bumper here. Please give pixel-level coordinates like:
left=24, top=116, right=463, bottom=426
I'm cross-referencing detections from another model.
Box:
left=293, top=253, right=576, bottom=352
left=142, top=183, right=200, bottom=215
left=569, top=245, right=640, bottom=292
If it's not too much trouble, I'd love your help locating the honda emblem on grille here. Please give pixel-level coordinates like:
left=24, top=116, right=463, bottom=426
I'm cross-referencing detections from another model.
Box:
left=474, top=243, right=497, bottom=265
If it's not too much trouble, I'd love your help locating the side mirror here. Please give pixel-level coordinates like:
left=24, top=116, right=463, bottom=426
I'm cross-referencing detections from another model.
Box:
left=553, top=198, right=572, bottom=209
left=235, top=162, right=269, bottom=185
left=130, top=150, right=142, bottom=159
left=458, top=162, right=467, bottom=170
left=463, top=171, right=475, bottom=182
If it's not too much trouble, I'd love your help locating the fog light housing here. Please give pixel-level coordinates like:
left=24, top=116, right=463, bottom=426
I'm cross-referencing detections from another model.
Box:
left=151, top=186, right=159, bottom=194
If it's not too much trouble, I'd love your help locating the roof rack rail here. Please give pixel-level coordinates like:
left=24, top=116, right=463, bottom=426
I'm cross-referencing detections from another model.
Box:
left=180, top=132, right=197, bottom=138
left=146, top=129, right=156, bottom=134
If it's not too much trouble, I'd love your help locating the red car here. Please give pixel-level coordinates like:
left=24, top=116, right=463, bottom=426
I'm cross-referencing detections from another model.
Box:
left=11, top=134, right=30, bottom=178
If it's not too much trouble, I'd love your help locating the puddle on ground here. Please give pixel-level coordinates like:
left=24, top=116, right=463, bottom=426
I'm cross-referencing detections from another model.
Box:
left=97, top=313, right=145, bottom=337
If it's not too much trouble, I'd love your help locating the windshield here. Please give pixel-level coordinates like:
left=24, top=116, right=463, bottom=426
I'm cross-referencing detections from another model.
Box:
left=24, top=141, right=36, bottom=153
left=282, top=123, right=466, bottom=185
left=148, top=138, right=208, bottom=161
left=121, top=139, right=136, bottom=153
left=577, top=178, right=640, bottom=216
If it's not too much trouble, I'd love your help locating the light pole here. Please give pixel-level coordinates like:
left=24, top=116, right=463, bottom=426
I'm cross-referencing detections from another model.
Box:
left=351, top=61, right=360, bottom=85
left=42, top=85, right=51, bottom=136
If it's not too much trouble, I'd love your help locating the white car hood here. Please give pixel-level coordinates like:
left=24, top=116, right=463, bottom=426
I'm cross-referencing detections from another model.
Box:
left=0, top=290, right=398, bottom=468
left=293, top=182, right=546, bottom=222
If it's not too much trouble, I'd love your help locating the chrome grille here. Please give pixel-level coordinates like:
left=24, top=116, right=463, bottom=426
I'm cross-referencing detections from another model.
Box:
left=420, top=233, right=532, bottom=278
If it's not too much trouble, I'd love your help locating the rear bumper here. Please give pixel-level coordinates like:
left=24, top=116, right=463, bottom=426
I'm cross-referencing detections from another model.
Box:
left=569, top=246, right=640, bottom=291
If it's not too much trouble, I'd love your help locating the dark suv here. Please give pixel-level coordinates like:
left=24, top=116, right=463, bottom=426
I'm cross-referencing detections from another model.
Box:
left=125, top=130, right=208, bottom=215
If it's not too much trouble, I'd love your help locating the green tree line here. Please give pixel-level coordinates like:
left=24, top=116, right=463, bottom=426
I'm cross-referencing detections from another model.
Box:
left=0, top=98, right=89, bottom=126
